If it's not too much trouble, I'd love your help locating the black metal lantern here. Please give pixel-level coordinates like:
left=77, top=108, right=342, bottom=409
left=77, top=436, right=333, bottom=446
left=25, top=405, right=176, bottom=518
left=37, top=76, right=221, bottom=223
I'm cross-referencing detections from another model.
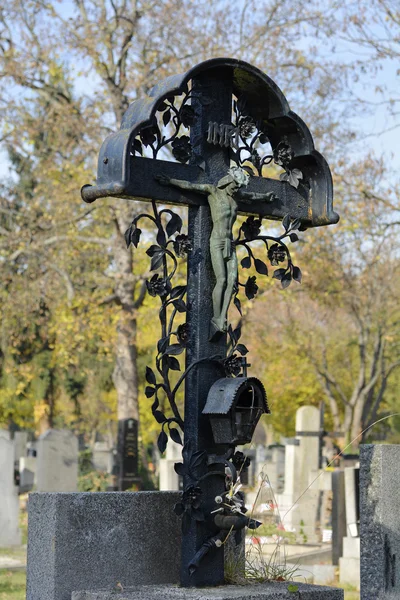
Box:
left=203, top=377, right=269, bottom=446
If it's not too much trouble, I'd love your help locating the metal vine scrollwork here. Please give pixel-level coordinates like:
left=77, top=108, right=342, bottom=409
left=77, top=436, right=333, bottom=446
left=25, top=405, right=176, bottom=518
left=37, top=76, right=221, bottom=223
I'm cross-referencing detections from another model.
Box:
left=233, top=213, right=302, bottom=314
left=131, top=85, right=209, bottom=168
left=231, top=96, right=304, bottom=188
left=125, top=200, right=192, bottom=452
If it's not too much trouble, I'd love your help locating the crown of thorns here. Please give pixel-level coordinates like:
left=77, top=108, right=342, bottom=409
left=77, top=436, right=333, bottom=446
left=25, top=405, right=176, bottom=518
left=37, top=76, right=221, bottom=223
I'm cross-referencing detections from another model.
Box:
left=217, top=167, right=250, bottom=189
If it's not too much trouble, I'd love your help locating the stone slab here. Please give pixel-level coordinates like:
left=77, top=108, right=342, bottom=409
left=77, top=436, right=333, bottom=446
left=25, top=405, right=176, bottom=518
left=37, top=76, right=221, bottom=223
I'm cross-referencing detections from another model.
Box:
left=26, top=492, right=181, bottom=600
left=72, top=582, right=344, bottom=600
left=360, top=444, right=400, bottom=599
left=36, top=429, right=78, bottom=492
left=339, top=556, right=360, bottom=588
left=342, top=536, right=359, bottom=558
left=0, top=433, right=22, bottom=546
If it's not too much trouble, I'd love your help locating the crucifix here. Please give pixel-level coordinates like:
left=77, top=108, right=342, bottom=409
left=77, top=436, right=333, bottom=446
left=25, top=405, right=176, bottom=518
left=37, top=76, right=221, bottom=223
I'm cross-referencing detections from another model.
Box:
left=82, top=58, right=338, bottom=588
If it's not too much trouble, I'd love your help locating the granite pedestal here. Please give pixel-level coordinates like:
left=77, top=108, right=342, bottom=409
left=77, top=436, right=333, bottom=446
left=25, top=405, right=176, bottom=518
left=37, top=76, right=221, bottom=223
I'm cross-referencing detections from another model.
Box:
left=72, top=582, right=344, bottom=600
left=360, top=445, right=400, bottom=600
left=27, top=492, right=181, bottom=600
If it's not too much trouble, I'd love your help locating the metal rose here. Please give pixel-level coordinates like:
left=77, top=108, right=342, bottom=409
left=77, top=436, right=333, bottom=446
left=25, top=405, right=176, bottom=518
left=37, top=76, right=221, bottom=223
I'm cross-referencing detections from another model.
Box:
left=172, top=135, right=192, bottom=163
left=146, top=274, right=169, bottom=297
left=242, top=216, right=262, bottom=240
left=173, top=234, right=192, bottom=257
left=140, top=126, right=158, bottom=147
left=174, top=485, right=205, bottom=534
left=224, top=353, right=242, bottom=377
left=238, top=116, right=256, bottom=139
left=273, top=141, right=294, bottom=167
left=245, top=276, right=258, bottom=300
left=232, top=451, right=251, bottom=472
left=177, top=323, right=189, bottom=346
left=180, top=105, right=196, bottom=127
left=268, top=243, right=287, bottom=266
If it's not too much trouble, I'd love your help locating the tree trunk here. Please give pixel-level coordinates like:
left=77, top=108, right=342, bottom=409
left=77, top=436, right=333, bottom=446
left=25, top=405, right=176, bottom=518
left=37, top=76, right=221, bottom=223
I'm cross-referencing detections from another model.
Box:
left=350, top=396, right=365, bottom=449
left=112, top=203, right=139, bottom=422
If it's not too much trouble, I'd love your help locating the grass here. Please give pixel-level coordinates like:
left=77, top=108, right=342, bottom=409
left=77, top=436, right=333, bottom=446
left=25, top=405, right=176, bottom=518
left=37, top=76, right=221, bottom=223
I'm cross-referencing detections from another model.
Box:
left=0, top=570, right=26, bottom=600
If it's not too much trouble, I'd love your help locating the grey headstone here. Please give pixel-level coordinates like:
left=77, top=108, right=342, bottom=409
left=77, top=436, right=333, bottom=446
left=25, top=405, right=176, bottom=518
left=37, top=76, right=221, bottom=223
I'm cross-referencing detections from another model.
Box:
left=26, top=491, right=181, bottom=600
left=360, top=444, right=400, bottom=599
left=159, top=439, right=181, bottom=491
left=331, top=470, right=346, bottom=565
left=72, top=582, right=344, bottom=600
left=19, top=456, right=37, bottom=493
left=92, top=442, right=113, bottom=473
left=36, top=429, right=78, bottom=492
left=277, top=406, right=320, bottom=543
left=0, top=431, right=22, bottom=546
left=14, top=431, right=28, bottom=462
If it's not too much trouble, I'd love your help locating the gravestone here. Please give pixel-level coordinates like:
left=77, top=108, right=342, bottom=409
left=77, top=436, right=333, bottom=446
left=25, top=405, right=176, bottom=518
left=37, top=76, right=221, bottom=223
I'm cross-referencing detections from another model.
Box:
left=14, top=431, right=28, bottom=462
left=339, top=466, right=360, bottom=588
left=117, top=418, right=140, bottom=490
left=19, top=456, right=37, bottom=493
left=159, top=438, right=182, bottom=491
left=27, top=492, right=181, bottom=600
left=360, top=444, right=400, bottom=599
left=278, top=406, right=321, bottom=543
left=331, top=470, right=346, bottom=566
left=0, top=430, right=22, bottom=546
left=36, top=429, right=78, bottom=492
left=92, top=442, right=114, bottom=473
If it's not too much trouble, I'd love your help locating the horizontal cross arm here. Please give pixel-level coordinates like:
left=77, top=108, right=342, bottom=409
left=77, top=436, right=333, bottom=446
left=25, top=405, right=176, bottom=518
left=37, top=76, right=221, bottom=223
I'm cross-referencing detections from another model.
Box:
left=82, top=156, right=315, bottom=223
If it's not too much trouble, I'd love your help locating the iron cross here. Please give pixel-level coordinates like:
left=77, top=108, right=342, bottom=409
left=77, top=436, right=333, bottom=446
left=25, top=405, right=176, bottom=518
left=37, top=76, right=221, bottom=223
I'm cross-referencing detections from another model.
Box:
left=81, top=58, right=337, bottom=588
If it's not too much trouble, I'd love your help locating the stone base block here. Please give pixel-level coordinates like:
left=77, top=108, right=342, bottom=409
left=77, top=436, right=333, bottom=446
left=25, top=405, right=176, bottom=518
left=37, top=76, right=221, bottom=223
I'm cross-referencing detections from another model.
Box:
left=342, top=536, right=360, bottom=558
left=339, top=556, right=360, bottom=589
left=27, top=492, right=181, bottom=600
left=72, top=583, right=344, bottom=600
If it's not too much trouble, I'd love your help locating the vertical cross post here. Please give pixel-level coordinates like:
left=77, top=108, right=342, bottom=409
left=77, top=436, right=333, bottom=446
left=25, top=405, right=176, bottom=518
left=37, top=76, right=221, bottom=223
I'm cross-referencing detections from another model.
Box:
left=181, top=68, right=232, bottom=586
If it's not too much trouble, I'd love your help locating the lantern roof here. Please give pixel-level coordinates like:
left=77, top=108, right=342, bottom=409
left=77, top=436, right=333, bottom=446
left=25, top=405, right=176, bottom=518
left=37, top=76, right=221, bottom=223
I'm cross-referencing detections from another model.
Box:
left=203, top=377, right=269, bottom=416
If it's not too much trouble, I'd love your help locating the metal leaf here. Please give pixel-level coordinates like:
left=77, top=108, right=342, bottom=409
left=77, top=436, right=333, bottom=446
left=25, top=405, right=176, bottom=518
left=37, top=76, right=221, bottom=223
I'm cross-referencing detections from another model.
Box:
left=241, top=256, right=251, bottom=269
left=234, top=296, right=242, bottom=315
left=157, top=336, right=169, bottom=354
left=168, top=355, right=181, bottom=371
left=233, top=325, right=242, bottom=342
left=292, top=266, right=302, bottom=283
left=172, top=299, right=187, bottom=312
left=145, top=386, right=155, bottom=398
left=124, top=225, right=133, bottom=248
left=166, top=213, right=183, bottom=237
left=282, top=214, right=291, bottom=231
left=157, top=430, right=168, bottom=453
left=132, top=228, right=141, bottom=248
left=236, top=343, right=249, bottom=356
left=169, top=428, right=183, bottom=445
left=154, top=410, right=167, bottom=424
left=174, top=462, right=185, bottom=476
left=165, top=344, right=184, bottom=355
left=170, top=285, right=186, bottom=299
left=291, top=219, right=301, bottom=231
left=146, top=366, right=156, bottom=385
left=281, top=273, right=292, bottom=289
left=272, top=268, right=286, bottom=281
left=163, top=109, right=171, bottom=126
left=146, top=244, right=162, bottom=257
left=133, top=138, right=143, bottom=156
left=150, top=251, right=165, bottom=271
left=289, top=233, right=299, bottom=243
left=254, top=258, right=268, bottom=275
